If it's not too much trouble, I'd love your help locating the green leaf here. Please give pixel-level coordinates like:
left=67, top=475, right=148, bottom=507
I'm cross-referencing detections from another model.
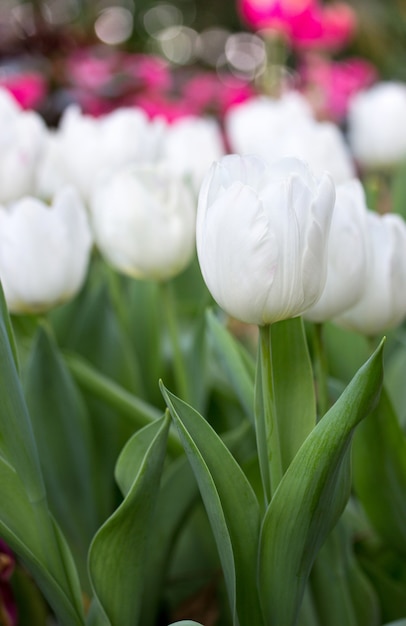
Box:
left=88, top=414, right=170, bottom=626
left=168, top=622, right=204, bottom=625
left=65, top=352, right=182, bottom=457
left=0, top=456, right=85, bottom=625
left=310, top=519, right=380, bottom=626
left=206, top=309, right=255, bottom=421
left=0, top=289, right=44, bottom=504
left=23, top=325, right=100, bottom=586
left=161, top=383, right=265, bottom=626
left=139, top=456, right=199, bottom=626
left=258, top=338, right=385, bottom=626
left=271, top=317, right=317, bottom=470
left=352, top=386, right=406, bottom=555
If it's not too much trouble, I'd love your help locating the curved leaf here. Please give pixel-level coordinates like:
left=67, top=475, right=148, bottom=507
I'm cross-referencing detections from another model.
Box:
left=161, top=382, right=265, bottom=626
left=24, top=326, right=100, bottom=586
left=88, top=414, right=170, bottom=626
left=353, top=386, right=406, bottom=555
left=258, top=338, right=384, bottom=626
left=0, top=456, right=85, bottom=625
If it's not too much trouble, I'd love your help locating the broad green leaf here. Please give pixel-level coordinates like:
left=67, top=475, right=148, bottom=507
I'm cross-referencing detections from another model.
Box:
left=161, top=383, right=265, bottom=626
left=138, top=456, right=199, bottom=626
left=271, top=317, right=316, bottom=470
left=0, top=288, right=44, bottom=503
left=51, top=274, right=145, bottom=519
left=88, top=414, right=170, bottom=626
left=206, top=309, right=255, bottom=421
left=0, top=456, right=85, bottom=625
left=352, top=387, right=406, bottom=555
left=0, top=282, right=19, bottom=370
left=310, top=520, right=380, bottom=626
left=23, top=326, right=100, bottom=587
left=258, top=338, right=385, bottom=626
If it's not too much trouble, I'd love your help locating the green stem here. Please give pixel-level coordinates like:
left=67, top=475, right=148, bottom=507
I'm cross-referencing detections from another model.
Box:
left=312, top=323, right=330, bottom=420
left=255, top=324, right=283, bottom=506
left=160, top=280, right=190, bottom=405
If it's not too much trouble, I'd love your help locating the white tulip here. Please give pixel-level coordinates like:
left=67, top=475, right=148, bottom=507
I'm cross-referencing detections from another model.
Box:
left=0, top=186, right=92, bottom=313
left=335, top=211, right=406, bottom=336
left=160, top=116, right=225, bottom=195
left=196, top=154, right=335, bottom=326
left=36, top=105, right=166, bottom=203
left=0, top=107, right=46, bottom=203
left=89, top=164, right=196, bottom=281
left=225, top=92, right=313, bottom=156
left=225, top=92, right=355, bottom=183
left=305, top=179, right=369, bottom=322
left=347, top=81, right=406, bottom=170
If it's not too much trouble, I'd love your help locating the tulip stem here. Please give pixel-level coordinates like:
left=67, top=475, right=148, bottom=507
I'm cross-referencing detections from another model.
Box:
left=312, top=322, right=330, bottom=420
left=160, top=280, right=190, bottom=405
left=255, top=324, right=283, bottom=506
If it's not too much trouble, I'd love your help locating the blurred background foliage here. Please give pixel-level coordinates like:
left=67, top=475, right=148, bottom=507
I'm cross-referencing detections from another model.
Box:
left=0, top=0, right=405, bottom=79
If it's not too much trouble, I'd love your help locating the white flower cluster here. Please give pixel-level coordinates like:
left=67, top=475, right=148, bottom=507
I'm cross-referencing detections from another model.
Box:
left=197, top=153, right=406, bottom=336
left=196, top=85, right=406, bottom=336
left=0, top=90, right=224, bottom=313
left=1, top=79, right=406, bottom=336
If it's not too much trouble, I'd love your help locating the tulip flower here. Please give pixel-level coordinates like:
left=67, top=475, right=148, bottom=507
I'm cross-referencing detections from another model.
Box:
left=89, top=164, right=196, bottom=281
left=0, top=99, right=46, bottom=204
left=225, top=93, right=355, bottom=183
left=160, top=116, right=225, bottom=195
left=196, top=154, right=335, bottom=326
left=347, top=81, right=406, bottom=170
left=0, top=186, right=92, bottom=314
left=335, top=211, right=406, bottom=336
left=305, top=178, right=369, bottom=322
left=36, top=105, right=164, bottom=203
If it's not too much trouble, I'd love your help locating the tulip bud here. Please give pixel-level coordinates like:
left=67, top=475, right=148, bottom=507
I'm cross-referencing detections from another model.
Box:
left=225, top=93, right=355, bottom=183
left=89, top=164, right=196, bottom=281
left=305, top=178, right=369, bottom=322
left=347, top=81, right=406, bottom=170
left=0, top=105, right=46, bottom=204
left=0, top=186, right=92, bottom=313
left=335, top=211, right=406, bottom=336
left=160, top=116, right=225, bottom=195
left=196, top=154, right=335, bottom=326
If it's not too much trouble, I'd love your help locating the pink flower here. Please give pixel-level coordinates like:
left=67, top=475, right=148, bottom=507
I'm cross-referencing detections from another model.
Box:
left=182, top=72, right=255, bottom=117
left=121, top=54, right=171, bottom=92
left=65, top=48, right=120, bottom=91
left=128, top=91, right=200, bottom=122
left=0, top=539, right=17, bottom=626
left=0, top=72, right=47, bottom=110
left=300, top=55, right=377, bottom=121
left=238, top=0, right=356, bottom=52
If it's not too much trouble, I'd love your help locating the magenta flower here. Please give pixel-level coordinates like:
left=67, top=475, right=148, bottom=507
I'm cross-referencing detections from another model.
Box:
left=238, top=0, right=356, bottom=52
left=0, top=539, right=17, bottom=626
left=300, top=55, right=377, bottom=121
left=0, top=72, right=47, bottom=110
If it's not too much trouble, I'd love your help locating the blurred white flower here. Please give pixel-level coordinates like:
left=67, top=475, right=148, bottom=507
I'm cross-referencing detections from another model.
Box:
left=225, top=92, right=355, bottom=183
left=305, top=178, right=369, bottom=322
left=196, top=154, right=335, bottom=326
left=0, top=186, right=92, bottom=313
left=0, top=104, right=46, bottom=204
left=89, top=164, right=196, bottom=281
left=160, top=116, right=226, bottom=195
left=36, top=105, right=164, bottom=203
left=347, top=81, right=406, bottom=170
left=335, top=211, right=406, bottom=336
